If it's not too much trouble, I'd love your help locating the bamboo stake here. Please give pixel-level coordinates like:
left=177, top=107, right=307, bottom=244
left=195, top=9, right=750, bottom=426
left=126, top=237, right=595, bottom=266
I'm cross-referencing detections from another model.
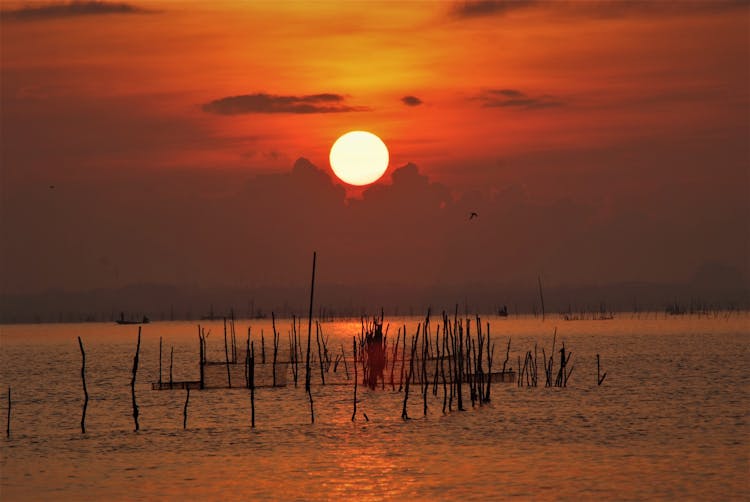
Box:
left=485, top=322, right=494, bottom=402
left=441, top=330, right=448, bottom=413
left=6, top=387, right=10, bottom=438
left=131, top=327, right=141, bottom=432
left=169, top=346, right=174, bottom=389
left=422, top=324, right=429, bottom=417
left=223, top=318, right=231, bottom=388
left=398, top=325, right=406, bottom=392
left=250, top=342, right=255, bottom=428
left=340, top=344, right=349, bottom=380
left=183, top=388, right=190, bottom=429
left=78, top=336, right=88, bottom=434
left=159, top=336, right=163, bottom=385
left=457, top=322, right=464, bottom=411
left=272, top=312, right=279, bottom=387
left=390, top=329, right=400, bottom=391
left=352, top=337, right=357, bottom=421
left=316, top=322, right=325, bottom=385
left=402, top=330, right=419, bottom=420
left=198, top=328, right=204, bottom=390
left=538, top=275, right=546, bottom=322
left=597, top=354, right=607, bottom=385
left=305, top=251, right=316, bottom=424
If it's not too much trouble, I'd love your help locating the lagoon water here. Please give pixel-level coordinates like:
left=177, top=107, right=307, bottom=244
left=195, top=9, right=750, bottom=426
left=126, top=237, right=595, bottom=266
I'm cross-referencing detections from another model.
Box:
left=1, top=315, right=748, bottom=500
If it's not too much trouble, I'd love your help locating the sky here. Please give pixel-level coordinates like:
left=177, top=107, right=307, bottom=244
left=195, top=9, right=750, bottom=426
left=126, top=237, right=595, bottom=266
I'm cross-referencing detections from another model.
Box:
left=1, top=1, right=748, bottom=311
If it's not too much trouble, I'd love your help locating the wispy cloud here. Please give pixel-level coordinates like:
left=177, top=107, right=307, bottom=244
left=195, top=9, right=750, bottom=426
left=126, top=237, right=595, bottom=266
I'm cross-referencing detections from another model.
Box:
left=450, top=0, right=538, bottom=18
left=3, top=1, right=153, bottom=21
left=477, top=89, right=562, bottom=110
left=401, top=95, right=423, bottom=107
left=202, top=93, right=369, bottom=115
left=450, top=0, right=747, bottom=19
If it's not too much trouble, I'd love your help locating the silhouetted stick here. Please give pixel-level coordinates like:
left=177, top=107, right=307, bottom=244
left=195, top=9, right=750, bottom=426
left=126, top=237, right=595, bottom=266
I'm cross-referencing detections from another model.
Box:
left=352, top=337, right=357, bottom=421
left=340, top=344, right=349, bottom=380
left=538, top=275, right=546, bottom=322
left=305, top=251, right=316, bottom=424
left=597, top=354, right=607, bottom=385
left=159, top=336, right=163, bottom=385
left=316, top=322, right=325, bottom=385
left=390, top=329, right=400, bottom=390
left=517, top=355, right=522, bottom=388
left=78, top=336, right=88, bottom=434
left=422, top=327, right=429, bottom=417
left=441, top=331, right=448, bottom=413
left=432, top=328, right=441, bottom=396
left=272, top=312, right=279, bottom=386
left=402, top=330, right=419, bottom=420
left=169, top=346, right=174, bottom=389
left=131, top=327, right=141, bottom=432
left=198, top=327, right=204, bottom=389
left=457, top=323, right=464, bottom=411
left=6, top=387, right=10, bottom=438
left=223, top=318, right=231, bottom=388
left=250, top=341, right=255, bottom=427
left=183, top=388, right=190, bottom=429
left=502, top=337, right=511, bottom=375
left=398, top=325, right=406, bottom=392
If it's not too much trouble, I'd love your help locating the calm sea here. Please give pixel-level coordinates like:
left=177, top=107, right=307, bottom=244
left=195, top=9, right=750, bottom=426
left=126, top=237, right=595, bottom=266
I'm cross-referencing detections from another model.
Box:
left=1, top=315, right=748, bottom=500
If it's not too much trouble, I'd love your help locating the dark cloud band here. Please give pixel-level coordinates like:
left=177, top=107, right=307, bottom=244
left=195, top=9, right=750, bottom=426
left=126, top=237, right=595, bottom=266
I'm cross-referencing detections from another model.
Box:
left=3, top=1, right=152, bottom=21
left=202, top=93, right=368, bottom=115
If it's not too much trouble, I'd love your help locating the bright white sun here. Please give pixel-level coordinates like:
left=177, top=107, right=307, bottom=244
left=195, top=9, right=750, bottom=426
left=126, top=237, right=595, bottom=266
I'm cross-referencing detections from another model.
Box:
left=329, top=131, right=389, bottom=186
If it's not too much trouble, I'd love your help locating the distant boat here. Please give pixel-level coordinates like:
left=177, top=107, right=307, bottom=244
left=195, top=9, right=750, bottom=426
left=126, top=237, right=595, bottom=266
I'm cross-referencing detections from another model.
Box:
left=116, top=313, right=150, bottom=325
left=498, top=305, right=509, bottom=317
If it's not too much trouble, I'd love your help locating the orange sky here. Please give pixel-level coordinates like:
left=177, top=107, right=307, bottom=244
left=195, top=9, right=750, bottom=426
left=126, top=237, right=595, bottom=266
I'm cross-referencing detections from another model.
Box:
left=1, top=1, right=748, bottom=301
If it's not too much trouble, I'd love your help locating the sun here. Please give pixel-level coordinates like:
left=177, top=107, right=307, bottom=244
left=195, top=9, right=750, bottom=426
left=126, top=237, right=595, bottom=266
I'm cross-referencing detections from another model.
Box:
left=329, top=131, right=389, bottom=186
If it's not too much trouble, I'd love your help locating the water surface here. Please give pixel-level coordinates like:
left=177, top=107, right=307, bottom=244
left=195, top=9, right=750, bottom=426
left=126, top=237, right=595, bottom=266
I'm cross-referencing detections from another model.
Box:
left=1, top=315, right=748, bottom=500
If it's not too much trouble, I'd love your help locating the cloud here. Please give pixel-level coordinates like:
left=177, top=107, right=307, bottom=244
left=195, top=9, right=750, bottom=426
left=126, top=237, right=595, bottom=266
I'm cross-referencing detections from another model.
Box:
left=401, top=95, right=423, bottom=107
left=450, top=0, right=537, bottom=18
left=202, top=93, right=369, bottom=115
left=477, top=89, right=562, bottom=110
left=450, top=0, right=747, bottom=20
left=3, top=1, right=152, bottom=21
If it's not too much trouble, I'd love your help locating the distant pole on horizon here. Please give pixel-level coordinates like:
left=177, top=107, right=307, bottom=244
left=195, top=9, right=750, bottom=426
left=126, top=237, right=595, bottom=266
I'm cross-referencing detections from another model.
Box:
left=538, top=275, right=546, bottom=322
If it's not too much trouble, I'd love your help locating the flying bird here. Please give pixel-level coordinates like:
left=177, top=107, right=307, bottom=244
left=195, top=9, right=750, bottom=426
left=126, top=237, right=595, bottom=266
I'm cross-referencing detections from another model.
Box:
left=469, top=212, right=478, bottom=220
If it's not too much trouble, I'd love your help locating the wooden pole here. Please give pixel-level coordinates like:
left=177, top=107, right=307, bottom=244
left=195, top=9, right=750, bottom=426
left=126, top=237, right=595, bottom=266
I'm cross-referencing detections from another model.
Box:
left=316, top=322, right=325, bottom=385
left=272, top=312, right=278, bottom=387
left=6, top=387, right=10, bottom=438
left=390, top=329, right=400, bottom=391
left=250, top=341, right=255, bottom=428
left=169, top=346, right=174, bottom=389
left=305, top=251, right=317, bottom=424
left=159, top=336, right=163, bottom=385
left=183, top=388, right=190, bottom=429
left=485, top=323, right=493, bottom=402
left=538, top=275, right=546, bottom=322
left=223, top=318, right=231, bottom=388
left=401, top=328, right=419, bottom=420
left=340, top=344, right=349, bottom=380
left=398, top=325, right=406, bottom=392
left=131, top=327, right=141, bottom=432
left=78, top=336, right=89, bottom=434
left=198, top=327, right=204, bottom=390
left=351, top=337, right=357, bottom=421
left=597, top=354, right=607, bottom=385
